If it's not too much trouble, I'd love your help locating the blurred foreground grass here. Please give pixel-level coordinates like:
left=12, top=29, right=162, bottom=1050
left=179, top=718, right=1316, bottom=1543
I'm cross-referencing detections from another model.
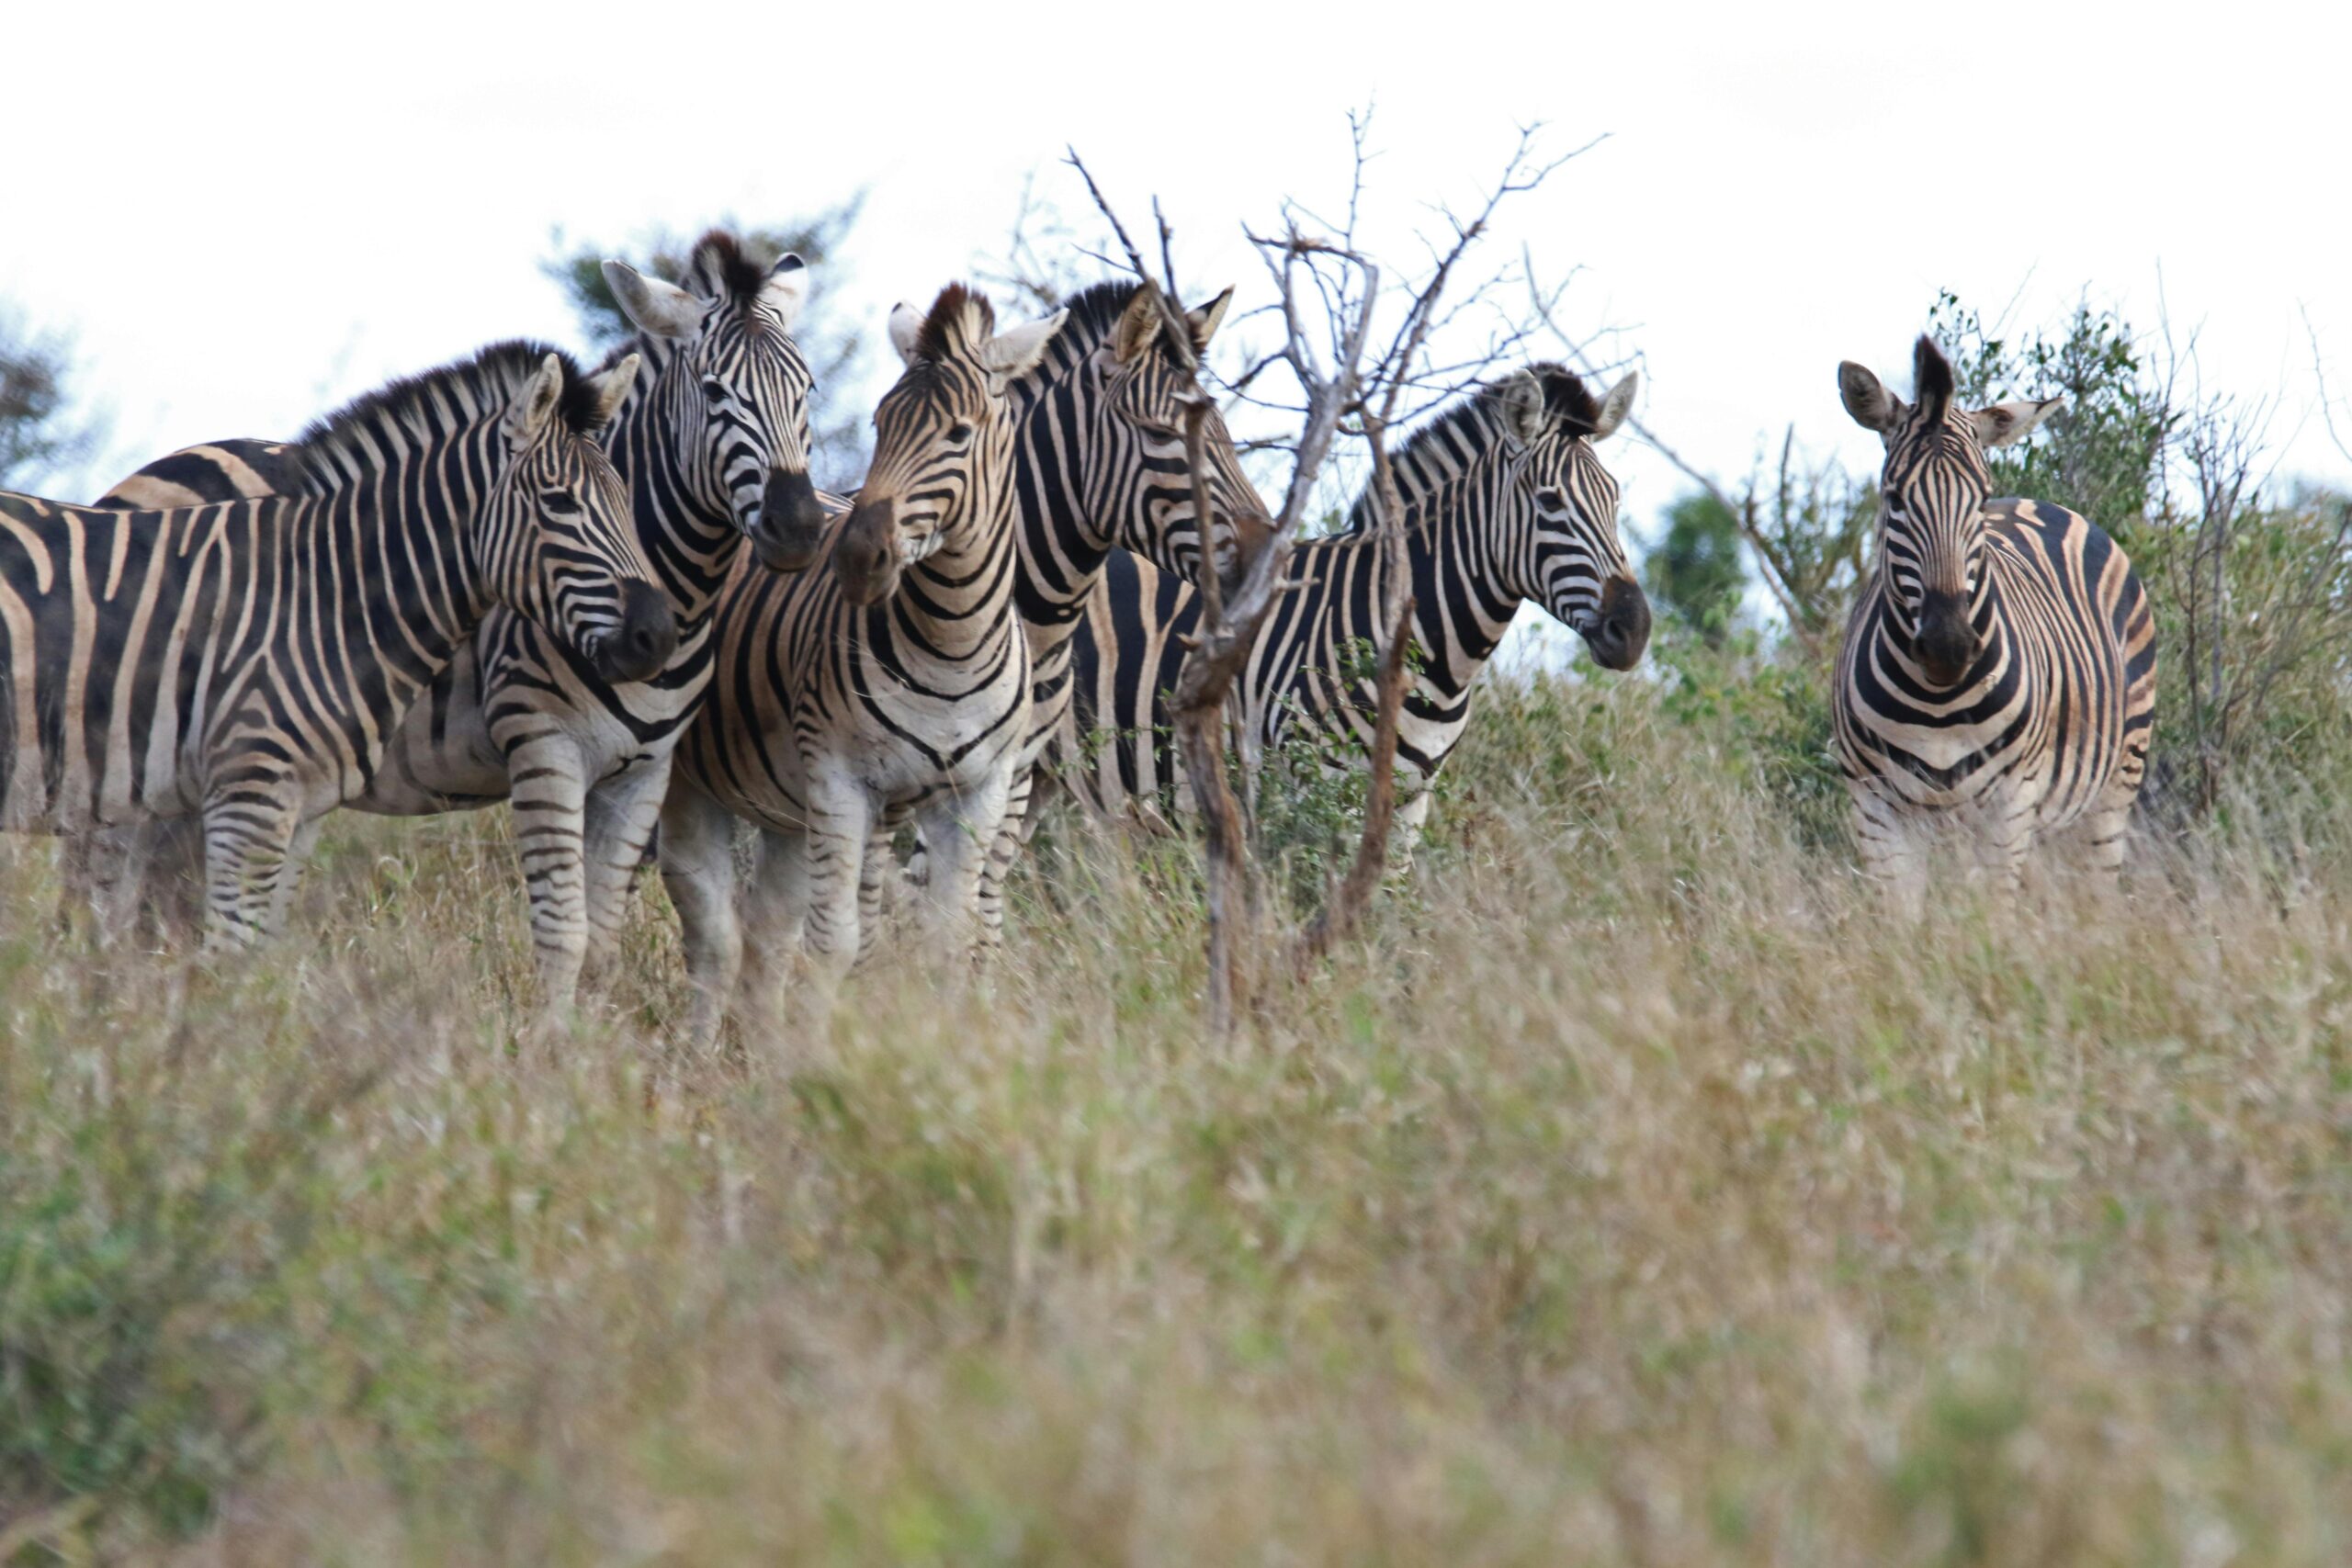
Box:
left=3, top=669, right=2348, bottom=1565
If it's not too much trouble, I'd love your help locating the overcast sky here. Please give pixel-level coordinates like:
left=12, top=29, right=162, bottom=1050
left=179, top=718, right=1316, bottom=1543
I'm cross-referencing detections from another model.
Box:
left=8, top=0, right=2346, bottom=570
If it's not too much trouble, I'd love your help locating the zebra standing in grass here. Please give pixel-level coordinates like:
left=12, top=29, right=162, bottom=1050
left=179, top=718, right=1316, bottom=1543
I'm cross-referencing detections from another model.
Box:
left=3, top=343, right=673, bottom=946
left=1059, top=365, right=1650, bottom=845
left=96, top=232, right=825, bottom=1009
left=662, top=284, right=1061, bottom=1043
left=1833, top=335, right=2156, bottom=907
left=887, top=278, right=1265, bottom=941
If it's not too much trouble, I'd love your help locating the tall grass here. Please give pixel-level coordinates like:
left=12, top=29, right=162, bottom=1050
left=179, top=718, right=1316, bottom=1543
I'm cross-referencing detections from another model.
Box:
left=3, top=660, right=2349, bottom=1565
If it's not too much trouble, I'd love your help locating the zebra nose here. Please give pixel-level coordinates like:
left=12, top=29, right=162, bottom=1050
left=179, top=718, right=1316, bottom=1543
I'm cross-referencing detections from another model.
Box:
left=1915, top=590, right=1976, bottom=684
left=753, top=468, right=828, bottom=573
left=594, top=581, right=679, bottom=684
left=832, top=500, right=901, bottom=606
left=1586, top=577, right=1651, bottom=671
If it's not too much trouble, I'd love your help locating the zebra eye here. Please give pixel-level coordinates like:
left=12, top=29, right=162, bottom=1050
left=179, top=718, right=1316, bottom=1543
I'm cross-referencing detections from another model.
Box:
left=701, top=379, right=729, bottom=402
left=538, top=488, right=581, bottom=513
left=946, top=423, right=973, bottom=444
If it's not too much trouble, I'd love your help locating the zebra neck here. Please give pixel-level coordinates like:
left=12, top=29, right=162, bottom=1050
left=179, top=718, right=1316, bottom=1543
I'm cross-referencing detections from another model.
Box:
left=896, top=498, right=1021, bottom=662
left=1363, top=426, right=1522, bottom=691
left=308, top=428, right=500, bottom=698
left=602, top=339, right=741, bottom=620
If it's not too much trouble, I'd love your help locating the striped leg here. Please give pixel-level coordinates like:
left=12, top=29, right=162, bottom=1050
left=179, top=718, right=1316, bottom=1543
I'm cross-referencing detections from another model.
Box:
left=1849, top=784, right=1928, bottom=921
left=201, top=783, right=308, bottom=949
left=578, top=753, right=673, bottom=983
left=734, top=827, right=808, bottom=1046
left=916, top=773, right=1015, bottom=968
left=659, top=783, right=742, bottom=1050
left=503, top=731, right=595, bottom=1017
left=968, top=766, right=1036, bottom=950
left=856, top=823, right=897, bottom=967
left=800, top=773, right=873, bottom=990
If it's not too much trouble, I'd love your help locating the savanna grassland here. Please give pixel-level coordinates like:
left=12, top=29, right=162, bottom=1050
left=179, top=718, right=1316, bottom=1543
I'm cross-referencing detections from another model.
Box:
left=5, top=653, right=2349, bottom=1567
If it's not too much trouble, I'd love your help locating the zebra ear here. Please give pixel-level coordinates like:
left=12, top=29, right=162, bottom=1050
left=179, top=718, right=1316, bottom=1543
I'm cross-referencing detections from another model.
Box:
left=762, top=254, right=808, bottom=331
left=1971, top=396, right=2061, bottom=449
left=1498, top=372, right=1547, bottom=448
left=505, top=354, right=568, bottom=447
left=1111, top=281, right=1165, bottom=366
left=1184, top=288, right=1235, bottom=353
left=1838, top=360, right=1902, bottom=435
left=584, top=353, right=640, bottom=431
left=1591, top=369, right=1639, bottom=441
left=980, top=309, right=1069, bottom=392
left=888, top=303, right=924, bottom=366
left=603, top=261, right=704, bottom=341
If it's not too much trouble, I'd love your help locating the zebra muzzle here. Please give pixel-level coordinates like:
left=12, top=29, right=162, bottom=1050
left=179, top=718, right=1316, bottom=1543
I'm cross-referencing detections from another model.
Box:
left=592, top=581, right=681, bottom=684
left=753, top=468, right=829, bottom=573
left=832, top=500, right=903, bottom=606
left=1585, top=577, right=1652, bottom=671
left=1913, top=591, right=1978, bottom=686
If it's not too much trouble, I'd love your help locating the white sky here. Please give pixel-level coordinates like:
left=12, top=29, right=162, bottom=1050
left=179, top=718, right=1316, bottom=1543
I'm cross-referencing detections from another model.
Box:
left=9, top=0, right=2347, bottom=571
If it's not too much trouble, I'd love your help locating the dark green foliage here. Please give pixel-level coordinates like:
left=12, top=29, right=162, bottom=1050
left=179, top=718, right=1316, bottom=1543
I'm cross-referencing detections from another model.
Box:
left=0, top=308, right=104, bottom=493
left=541, top=198, right=870, bottom=489
left=1645, top=490, right=1748, bottom=646
left=1927, top=289, right=2173, bottom=534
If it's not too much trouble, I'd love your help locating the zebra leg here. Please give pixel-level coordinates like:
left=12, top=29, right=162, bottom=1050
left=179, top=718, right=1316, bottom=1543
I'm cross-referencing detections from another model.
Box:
left=577, top=752, right=673, bottom=985
left=199, top=786, right=308, bottom=949
left=1393, top=787, right=1435, bottom=864
left=915, top=776, right=1014, bottom=968
left=734, top=827, right=809, bottom=1047
left=856, top=823, right=897, bottom=967
left=969, top=767, right=1036, bottom=951
left=799, top=775, right=873, bottom=995
left=1849, top=787, right=1928, bottom=920
left=658, top=783, right=743, bottom=1051
left=502, top=732, right=595, bottom=1018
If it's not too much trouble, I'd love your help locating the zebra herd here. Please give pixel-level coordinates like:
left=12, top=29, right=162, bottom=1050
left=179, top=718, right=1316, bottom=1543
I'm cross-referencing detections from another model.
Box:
left=0, top=232, right=2157, bottom=1037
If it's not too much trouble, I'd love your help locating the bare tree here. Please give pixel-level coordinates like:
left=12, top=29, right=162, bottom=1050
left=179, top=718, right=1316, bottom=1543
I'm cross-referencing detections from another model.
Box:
left=1069, top=115, right=1598, bottom=1036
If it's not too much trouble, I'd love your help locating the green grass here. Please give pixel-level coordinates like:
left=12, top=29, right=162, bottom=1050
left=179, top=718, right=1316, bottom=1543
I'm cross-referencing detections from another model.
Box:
left=3, top=661, right=2349, bottom=1564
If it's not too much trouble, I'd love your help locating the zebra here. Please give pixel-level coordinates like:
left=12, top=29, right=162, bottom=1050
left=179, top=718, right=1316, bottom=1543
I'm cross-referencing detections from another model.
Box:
left=2, top=341, right=673, bottom=947
left=93, top=232, right=825, bottom=1008
left=661, top=283, right=1060, bottom=1043
left=894, top=276, right=1267, bottom=941
left=1057, top=364, right=1650, bottom=847
left=1832, top=334, right=2155, bottom=907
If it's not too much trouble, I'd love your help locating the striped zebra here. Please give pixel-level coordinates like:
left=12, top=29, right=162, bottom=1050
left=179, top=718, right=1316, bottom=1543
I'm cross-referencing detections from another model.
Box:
left=96, top=232, right=824, bottom=1008
left=662, top=284, right=1060, bottom=1043
left=901, top=277, right=1264, bottom=940
left=4, top=342, right=673, bottom=946
left=1057, top=364, right=1649, bottom=844
left=1833, top=335, right=2155, bottom=906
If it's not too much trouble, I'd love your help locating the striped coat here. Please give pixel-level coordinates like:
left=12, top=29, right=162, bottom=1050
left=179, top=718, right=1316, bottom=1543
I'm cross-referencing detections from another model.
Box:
left=93, top=234, right=820, bottom=1009
left=661, top=285, right=1061, bottom=1043
left=1833, top=335, right=2156, bottom=904
left=6, top=343, right=670, bottom=944
left=1059, top=366, right=1650, bottom=845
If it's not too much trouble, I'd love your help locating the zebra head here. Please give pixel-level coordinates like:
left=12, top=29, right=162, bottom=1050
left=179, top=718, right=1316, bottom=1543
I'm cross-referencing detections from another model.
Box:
left=1072, top=281, right=1272, bottom=590
left=602, top=231, right=825, bottom=572
left=1499, top=366, right=1650, bottom=671
left=487, top=352, right=679, bottom=682
left=833, top=285, right=1068, bottom=606
left=1839, top=335, right=2060, bottom=685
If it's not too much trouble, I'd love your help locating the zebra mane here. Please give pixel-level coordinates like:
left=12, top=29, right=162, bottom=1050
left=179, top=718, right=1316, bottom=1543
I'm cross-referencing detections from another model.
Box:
left=682, top=229, right=774, bottom=310
left=1329, top=366, right=1591, bottom=537
left=294, top=341, right=602, bottom=492
left=911, top=282, right=999, bottom=362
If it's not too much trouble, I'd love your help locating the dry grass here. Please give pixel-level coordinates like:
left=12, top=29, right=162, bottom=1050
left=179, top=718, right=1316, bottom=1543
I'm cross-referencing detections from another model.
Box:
left=3, top=672, right=2349, bottom=1565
